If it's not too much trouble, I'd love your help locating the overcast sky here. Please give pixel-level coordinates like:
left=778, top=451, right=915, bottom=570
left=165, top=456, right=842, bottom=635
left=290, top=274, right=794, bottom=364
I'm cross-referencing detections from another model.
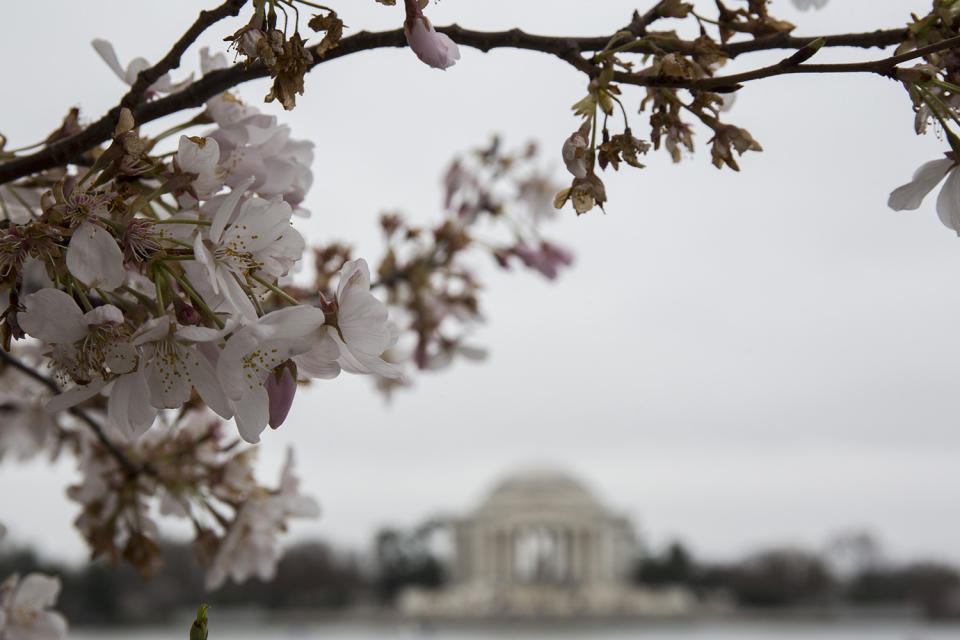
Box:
left=2, top=0, right=959, bottom=567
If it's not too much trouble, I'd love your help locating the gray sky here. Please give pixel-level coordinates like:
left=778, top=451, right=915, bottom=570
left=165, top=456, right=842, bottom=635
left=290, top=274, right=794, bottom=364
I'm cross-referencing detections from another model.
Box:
left=2, top=0, right=959, bottom=566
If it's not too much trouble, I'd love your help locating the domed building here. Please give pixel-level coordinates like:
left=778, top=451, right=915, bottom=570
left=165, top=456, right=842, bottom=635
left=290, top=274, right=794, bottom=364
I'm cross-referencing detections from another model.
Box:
left=450, top=466, right=637, bottom=588
left=399, top=465, right=698, bottom=619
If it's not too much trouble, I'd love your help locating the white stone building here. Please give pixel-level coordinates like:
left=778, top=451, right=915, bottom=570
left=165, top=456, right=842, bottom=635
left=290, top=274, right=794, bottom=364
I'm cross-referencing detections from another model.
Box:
left=399, top=466, right=698, bottom=619
left=451, top=466, right=637, bottom=587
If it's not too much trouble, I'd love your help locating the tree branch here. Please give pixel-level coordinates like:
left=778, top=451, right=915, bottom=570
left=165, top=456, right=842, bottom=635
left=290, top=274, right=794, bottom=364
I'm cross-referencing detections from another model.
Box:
left=721, top=28, right=907, bottom=58
left=122, top=0, right=249, bottom=109
left=0, top=350, right=146, bottom=476
left=614, top=33, right=960, bottom=92
left=0, top=0, right=248, bottom=186
left=0, top=18, right=930, bottom=186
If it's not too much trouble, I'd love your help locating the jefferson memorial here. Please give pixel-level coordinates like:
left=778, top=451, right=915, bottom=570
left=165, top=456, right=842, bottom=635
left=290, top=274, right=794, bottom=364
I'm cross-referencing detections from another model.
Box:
left=400, top=466, right=697, bottom=618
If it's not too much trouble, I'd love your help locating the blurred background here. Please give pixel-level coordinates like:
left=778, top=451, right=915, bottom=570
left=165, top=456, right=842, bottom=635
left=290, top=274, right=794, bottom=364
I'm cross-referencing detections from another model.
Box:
left=2, top=0, right=960, bottom=637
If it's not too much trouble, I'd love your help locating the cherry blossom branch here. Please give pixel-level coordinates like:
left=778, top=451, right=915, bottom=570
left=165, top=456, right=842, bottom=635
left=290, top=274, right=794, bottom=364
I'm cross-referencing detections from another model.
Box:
left=0, top=19, right=935, bottom=186
left=0, top=350, right=144, bottom=476
left=614, top=33, right=960, bottom=91
left=722, top=28, right=905, bottom=58
left=122, top=0, right=249, bottom=108
left=0, top=0, right=248, bottom=185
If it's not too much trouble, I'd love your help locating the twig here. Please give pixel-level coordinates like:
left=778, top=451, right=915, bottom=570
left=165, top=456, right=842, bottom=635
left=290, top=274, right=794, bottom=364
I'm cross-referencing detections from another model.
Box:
left=630, top=1, right=672, bottom=37
left=122, top=0, right=249, bottom=108
left=613, top=33, right=960, bottom=92
left=0, top=18, right=936, bottom=186
left=722, top=28, right=906, bottom=58
left=0, top=350, right=147, bottom=476
left=0, top=0, right=248, bottom=185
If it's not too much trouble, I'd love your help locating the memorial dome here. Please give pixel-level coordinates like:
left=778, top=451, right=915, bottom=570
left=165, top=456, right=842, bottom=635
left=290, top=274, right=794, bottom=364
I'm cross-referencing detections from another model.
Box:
left=473, top=466, right=608, bottom=518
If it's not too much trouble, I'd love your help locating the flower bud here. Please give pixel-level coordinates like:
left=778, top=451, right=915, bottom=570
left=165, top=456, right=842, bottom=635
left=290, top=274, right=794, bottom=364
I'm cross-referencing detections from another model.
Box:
left=403, top=0, right=460, bottom=69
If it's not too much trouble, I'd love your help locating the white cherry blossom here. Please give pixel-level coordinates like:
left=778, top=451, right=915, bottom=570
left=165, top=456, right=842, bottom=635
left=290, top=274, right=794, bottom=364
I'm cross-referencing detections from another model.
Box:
left=206, top=110, right=315, bottom=208
left=133, top=316, right=233, bottom=420
left=91, top=39, right=190, bottom=93
left=0, top=573, right=68, bottom=640
left=217, top=305, right=326, bottom=442
left=177, top=136, right=224, bottom=200
left=887, top=156, right=960, bottom=234
left=19, top=288, right=137, bottom=381
left=205, top=448, right=319, bottom=589
left=327, top=259, right=402, bottom=379
left=403, top=0, right=460, bottom=70
left=193, top=181, right=304, bottom=320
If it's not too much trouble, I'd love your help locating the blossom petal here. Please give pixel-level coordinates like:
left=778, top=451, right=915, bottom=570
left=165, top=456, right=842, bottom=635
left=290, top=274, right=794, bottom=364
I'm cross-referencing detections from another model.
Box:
left=252, top=305, right=326, bottom=341
left=189, top=351, right=234, bottom=419
left=217, top=331, right=260, bottom=400
left=336, top=259, right=370, bottom=300
left=12, top=573, right=61, bottom=610
left=234, top=385, right=269, bottom=443
left=177, top=136, right=223, bottom=199
left=331, top=332, right=402, bottom=379
left=107, top=373, right=157, bottom=439
left=339, top=288, right=394, bottom=355
left=294, top=330, right=341, bottom=379
left=211, top=177, right=254, bottom=242
left=405, top=18, right=460, bottom=70
left=45, top=380, right=106, bottom=414
left=20, top=289, right=85, bottom=343
left=67, top=221, right=125, bottom=290
left=888, top=158, right=953, bottom=211
left=936, top=165, right=960, bottom=233
left=91, top=39, right=128, bottom=83
left=82, top=304, right=124, bottom=326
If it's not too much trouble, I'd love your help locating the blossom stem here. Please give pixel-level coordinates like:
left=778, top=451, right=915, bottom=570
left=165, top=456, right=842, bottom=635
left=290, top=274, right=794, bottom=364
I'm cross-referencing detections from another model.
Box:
left=120, top=285, right=160, bottom=314
left=150, top=114, right=209, bottom=143
left=283, top=0, right=333, bottom=11
left=153, top=218, right=212, bottom=226
left=70, top=276, right=94, bottom=312
left=589, top=104, right=598, bottom=169
left=920, top=85, right=960, bottom=130
left=128, top=184, right=171, bottom=217
left=929, top=78, right=960, bottom=95
left=153, top=265, right=168, bottom=314
left=163, top=237, right=197, bottom=250
left=609, top=93, right=631, bottom=128
left=158, top=262, right=226, bottom=329
left=249, top=272, right=300, bottom=305
left=155, top=198, right=178, bottom=215
left=917, top=85, right=960, bottom=155
left=234, top=272, right=265, bottom=316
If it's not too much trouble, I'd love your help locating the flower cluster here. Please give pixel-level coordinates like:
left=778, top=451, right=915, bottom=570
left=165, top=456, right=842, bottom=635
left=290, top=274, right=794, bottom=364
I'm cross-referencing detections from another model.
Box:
left=0, top=46, right=401, bottom=446
left=0, top=572, right=67, bottom=640
left=62, top=405, right=318, bottom=587
left=304, top=139, right=571, bottom=387
left=885, top=6, right=960, bottom=232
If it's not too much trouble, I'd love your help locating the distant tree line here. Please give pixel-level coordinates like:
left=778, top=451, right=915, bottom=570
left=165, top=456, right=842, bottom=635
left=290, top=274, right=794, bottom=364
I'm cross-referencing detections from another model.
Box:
left=0, top=525, right=449, bottom=626
left=4, top=527, right=960, bottom=625
left=633, top=540, right=960, bottom=618
left=0, top=540, right=366, bottom=626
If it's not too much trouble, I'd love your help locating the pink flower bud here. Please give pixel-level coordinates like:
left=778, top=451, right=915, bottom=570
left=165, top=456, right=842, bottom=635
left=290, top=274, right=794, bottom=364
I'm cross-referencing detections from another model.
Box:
left=265, top=361, right=298, bottom=429
left=403, top=0, right=460, bottom=70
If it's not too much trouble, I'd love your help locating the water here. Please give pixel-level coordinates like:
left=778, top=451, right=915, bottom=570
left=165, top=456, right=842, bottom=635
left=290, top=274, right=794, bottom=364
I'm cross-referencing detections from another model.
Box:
left=70, top=620, right=960, bottom=640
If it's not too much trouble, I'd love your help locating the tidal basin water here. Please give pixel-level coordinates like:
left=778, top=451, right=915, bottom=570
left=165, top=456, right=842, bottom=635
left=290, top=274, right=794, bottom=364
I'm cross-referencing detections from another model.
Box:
left=70, top=620, right=960, bottom=640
